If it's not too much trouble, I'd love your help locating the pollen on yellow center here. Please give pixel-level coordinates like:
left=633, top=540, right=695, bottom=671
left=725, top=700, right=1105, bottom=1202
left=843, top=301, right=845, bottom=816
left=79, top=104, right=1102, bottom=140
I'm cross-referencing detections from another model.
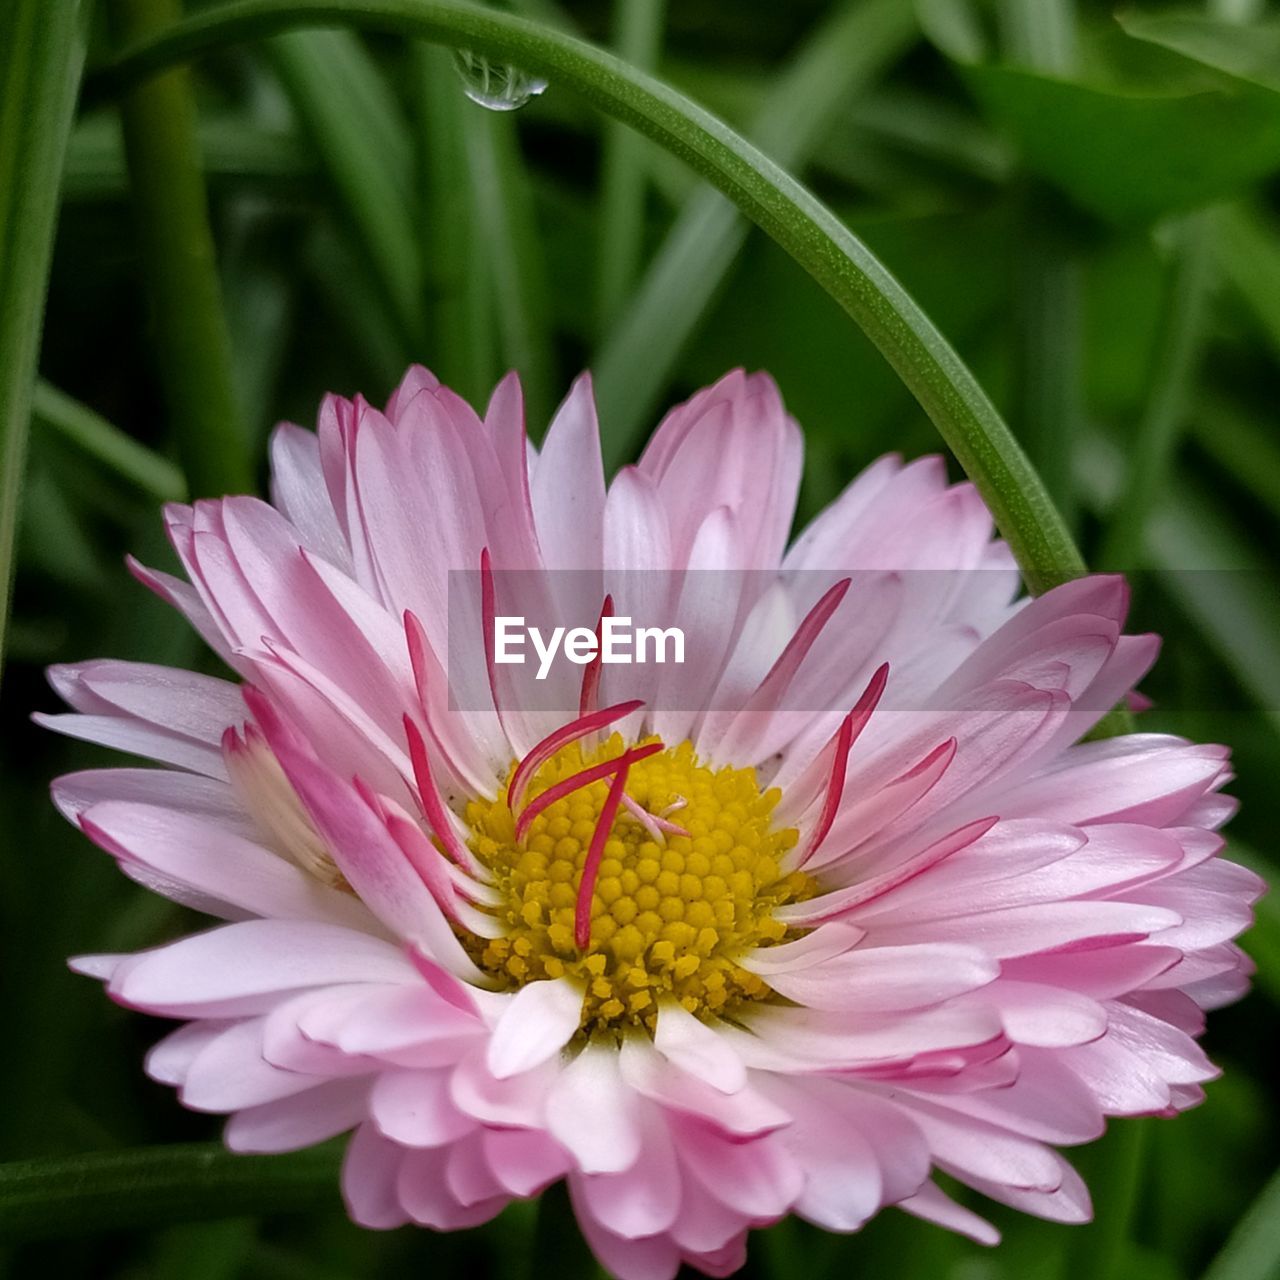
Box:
left=462, top=733, right=811, bottom=1034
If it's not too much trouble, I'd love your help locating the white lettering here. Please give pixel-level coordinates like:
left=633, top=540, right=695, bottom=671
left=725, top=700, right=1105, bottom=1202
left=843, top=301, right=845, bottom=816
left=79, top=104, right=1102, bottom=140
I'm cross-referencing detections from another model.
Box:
left=563, top=627, right=599, bottom=665
left=493, top=617, right=526, bottom=664
left=528, top=625, right=565, bottom=681
left=601, top=615, right=632, bottom=663
left=635, top=625, right=684, bottom=665
left=492, top=615, right=684, bottom=677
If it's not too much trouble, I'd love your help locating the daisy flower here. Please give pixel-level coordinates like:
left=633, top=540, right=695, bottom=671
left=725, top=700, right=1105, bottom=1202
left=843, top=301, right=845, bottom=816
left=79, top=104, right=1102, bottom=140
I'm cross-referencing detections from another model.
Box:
left=41, top=368, right=1257, bottom=1279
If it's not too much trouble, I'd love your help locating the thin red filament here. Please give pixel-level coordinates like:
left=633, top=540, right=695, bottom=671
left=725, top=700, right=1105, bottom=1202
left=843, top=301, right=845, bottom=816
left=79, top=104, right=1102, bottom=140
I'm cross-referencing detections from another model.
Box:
left=579, top=594, right=614, bottom=719
left=506, top=697, right=643, bottom=816
left=575, top=760, right=633, bottom=950
left=513, top=741, right=664, bottom=844
left=404, top=714, right=484, bottom=875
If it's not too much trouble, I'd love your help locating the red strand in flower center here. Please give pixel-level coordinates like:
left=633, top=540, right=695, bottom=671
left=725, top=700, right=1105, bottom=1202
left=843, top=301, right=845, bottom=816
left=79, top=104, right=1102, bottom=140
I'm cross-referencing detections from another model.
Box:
left=575, top=759, right=634, bottom=949
left=579, top=594, right=614, bottom=718
left=513, top=741, right=664, bottom=844
left=507, top=698, right=643, bottom=815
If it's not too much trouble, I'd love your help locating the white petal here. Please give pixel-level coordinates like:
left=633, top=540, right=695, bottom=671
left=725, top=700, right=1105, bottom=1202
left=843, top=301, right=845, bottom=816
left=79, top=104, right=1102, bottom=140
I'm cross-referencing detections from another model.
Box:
left=653, top=1002, right=746, bottom=1094
left=486, top=979, right=584, bottom=1079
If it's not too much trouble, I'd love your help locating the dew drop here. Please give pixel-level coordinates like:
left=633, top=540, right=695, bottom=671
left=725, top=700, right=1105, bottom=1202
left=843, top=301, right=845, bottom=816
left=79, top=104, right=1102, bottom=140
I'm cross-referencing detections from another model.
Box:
left=452, top=49, right=548, bottom=111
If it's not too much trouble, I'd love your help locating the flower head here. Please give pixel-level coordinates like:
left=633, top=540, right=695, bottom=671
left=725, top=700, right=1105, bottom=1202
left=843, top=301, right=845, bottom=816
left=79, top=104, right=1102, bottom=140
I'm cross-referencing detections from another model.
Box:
left=43, top=367, right=1257, bottom=1278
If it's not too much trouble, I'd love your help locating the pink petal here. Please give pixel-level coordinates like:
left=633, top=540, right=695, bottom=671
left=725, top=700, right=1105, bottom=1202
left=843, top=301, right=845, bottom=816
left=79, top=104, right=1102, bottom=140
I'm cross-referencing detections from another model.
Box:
left=898, top=1182, right=1000, bottom=1245
left=979, top=982, right=1108, bottom=1048
left=181, top=1018, right=315, bottom=1111
left=79, top=800, right=379, bottom=930
left=34, top=713, right=228, bottom=779
left=569, top=1179, right=682, bottom=1280
left=268, top=421, right=352, bottom=570
left=619, top=1039, right=791, bottom=1139
left=577, top=1110, right=681, bottom=1238
left=370, top=1068, right=475, bottom=1147
left=53, top=767, right=253, bottom=838
left=865, top=899, right=1181, bottom=958
left=342, top=1122, right=411, bottom=1229
left=225, top=1077, right=370, bottom=1152
left=247, top=689, right=483, bottom=978
left=397, top=1145, right=508, bottom=1229
left=450, top=1048, right=558, bottom=1128
left=482, top=1128, right=571, bottom=1196
left=111, top=919, right=415, bottom=1016
left=532, top=372, right=606, bottom=571
left=762, top=943, right=998, bottom=1013
left=674, top=1124, right=802, bottom=1219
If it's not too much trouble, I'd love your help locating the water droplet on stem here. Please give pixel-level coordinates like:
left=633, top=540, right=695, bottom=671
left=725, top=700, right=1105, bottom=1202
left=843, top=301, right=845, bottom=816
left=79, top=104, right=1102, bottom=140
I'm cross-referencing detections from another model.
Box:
left=453, top=49, right=548, bottom=111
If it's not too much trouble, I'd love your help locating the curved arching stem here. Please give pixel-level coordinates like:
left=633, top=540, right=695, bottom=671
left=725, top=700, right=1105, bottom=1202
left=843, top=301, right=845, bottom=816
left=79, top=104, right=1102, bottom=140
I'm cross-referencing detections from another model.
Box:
left=100, top=0, right=1088, bottom=595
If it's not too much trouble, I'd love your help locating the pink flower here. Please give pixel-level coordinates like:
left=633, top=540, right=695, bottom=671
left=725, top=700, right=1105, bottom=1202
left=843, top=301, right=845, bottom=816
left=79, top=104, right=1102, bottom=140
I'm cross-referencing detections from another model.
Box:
left=42, top=367, right=1256, bottom=1279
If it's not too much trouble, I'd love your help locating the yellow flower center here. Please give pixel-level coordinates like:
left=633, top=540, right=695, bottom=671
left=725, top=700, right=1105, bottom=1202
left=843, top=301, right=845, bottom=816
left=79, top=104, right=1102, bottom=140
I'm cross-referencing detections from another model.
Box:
left=463, top=734, right=811, bottom=1035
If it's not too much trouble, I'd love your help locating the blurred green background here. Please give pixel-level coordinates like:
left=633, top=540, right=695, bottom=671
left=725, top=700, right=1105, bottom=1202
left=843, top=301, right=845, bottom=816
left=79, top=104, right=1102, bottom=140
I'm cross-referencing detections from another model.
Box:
left=3, top=0, right=1280, bottom=1276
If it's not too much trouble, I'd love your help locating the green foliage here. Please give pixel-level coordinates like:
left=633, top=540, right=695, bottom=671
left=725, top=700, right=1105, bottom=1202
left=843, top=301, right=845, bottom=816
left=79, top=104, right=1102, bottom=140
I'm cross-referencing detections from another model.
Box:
left=0, top=0, right=89, bottom=682
left=2, top=0, right=1279, bottom=1277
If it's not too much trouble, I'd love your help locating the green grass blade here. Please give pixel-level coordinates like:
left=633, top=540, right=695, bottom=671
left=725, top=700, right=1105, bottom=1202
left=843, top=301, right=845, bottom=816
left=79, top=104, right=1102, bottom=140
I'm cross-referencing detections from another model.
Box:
left=593, top=0, right=917, bottom=462
left=1061, top=1120, right=1151, bottom=1280
left=1211, top=202, right=1280, bottom=361
left=595, top=0, right=665, bottom=330
left=837, top=90, right=1012, bottom=183
left=304, top=220, right=410, bottom=387
left=997, top=0, right=1075, bottom=71
left=460, top=106, right=555, bottom=427
left=108, top=0, right=253, bottom=498
left=1193, top=393, right=1280, bottom=519
left=1118, top=9, right=1280, bottom=96
left=0, top=1145, right=340, bottom=1241
left=1001, top=0, right=1080, bottom=532
left=32, top=381, right=187, bottom=502
left=417, top=42, right=498, bottom=405
left=1200, top=1162, right=1280, bottom=1280
left=21, top=467, right=107, bottom=591
left=100, top=0, right=1091, bottom=592
left=269, top=28, right=429, bottom=352
left=1079, top=434, right=1280, bottom=738
left=1010, top=215, right=1083, bottom=532
left=64, top=112, right=312, bottom=200
left=0, top=0, right=88, bottom=686
left=1099, top=213, right=1216, bottom=572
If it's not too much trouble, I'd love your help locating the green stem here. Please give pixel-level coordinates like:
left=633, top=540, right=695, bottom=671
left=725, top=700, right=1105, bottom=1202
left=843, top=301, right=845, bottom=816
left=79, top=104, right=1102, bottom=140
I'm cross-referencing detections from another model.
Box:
left=0, top=0, right=88, bottom=686
left=1099, top=212, right=1215, bottom=572
left=0, top=1144, right=340, bottom=1241
left=99, top=0, right=1089, bottom=592
left=595, top=0, right=665, bottom=330
left=107, top=0, right=252, bottom=497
